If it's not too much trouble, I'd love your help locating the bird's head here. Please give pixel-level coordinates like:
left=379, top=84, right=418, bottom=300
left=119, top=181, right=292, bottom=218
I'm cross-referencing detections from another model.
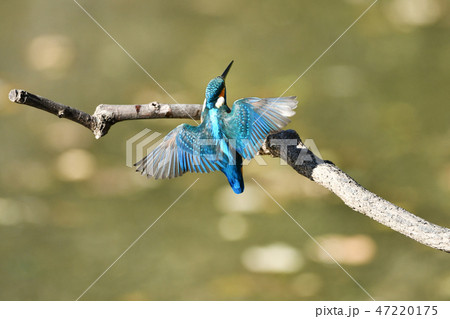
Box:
left=204, top=60, right=233, bottom=110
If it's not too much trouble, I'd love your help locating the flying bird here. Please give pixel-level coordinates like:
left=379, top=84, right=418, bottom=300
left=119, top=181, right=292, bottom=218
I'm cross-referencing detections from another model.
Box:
left=135, top=61, right=297, bottom=194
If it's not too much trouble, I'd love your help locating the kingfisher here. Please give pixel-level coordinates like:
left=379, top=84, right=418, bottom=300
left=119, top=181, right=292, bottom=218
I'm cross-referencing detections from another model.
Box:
left=135, top=61, right=297, bottom=194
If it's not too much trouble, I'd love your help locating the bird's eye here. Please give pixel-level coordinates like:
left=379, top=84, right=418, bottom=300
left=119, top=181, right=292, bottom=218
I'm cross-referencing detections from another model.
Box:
left=215, top=96, right=225, bottom=108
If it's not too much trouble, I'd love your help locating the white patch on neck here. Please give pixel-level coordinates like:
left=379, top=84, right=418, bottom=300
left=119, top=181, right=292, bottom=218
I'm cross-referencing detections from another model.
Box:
left=215, top=96, right=225, bottom=108
left=202, top=98, right=206, bottom=112
left=201, top=99, right=206, bottom=123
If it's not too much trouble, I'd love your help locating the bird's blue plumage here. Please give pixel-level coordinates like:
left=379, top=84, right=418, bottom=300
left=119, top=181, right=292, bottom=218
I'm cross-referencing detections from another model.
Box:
left=220, top=152, right=244, bottom=194
left=135, top=61, right=297, bottom=194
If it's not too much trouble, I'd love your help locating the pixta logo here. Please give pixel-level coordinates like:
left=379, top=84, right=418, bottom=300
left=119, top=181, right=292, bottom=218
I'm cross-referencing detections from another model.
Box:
left=126, top=128, right=324, bottom=169
left=125, top=129, right=162, bottom=168
left=269, top=138, right=324, bottom=165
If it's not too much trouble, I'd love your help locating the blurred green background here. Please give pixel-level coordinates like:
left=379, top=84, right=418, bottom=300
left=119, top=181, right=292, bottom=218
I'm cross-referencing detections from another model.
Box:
left=0, top=0, right=449, bottom=300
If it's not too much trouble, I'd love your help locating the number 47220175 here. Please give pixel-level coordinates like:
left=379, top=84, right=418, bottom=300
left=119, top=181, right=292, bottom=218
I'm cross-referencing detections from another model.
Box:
left=375, top=305, right=438, bottom=316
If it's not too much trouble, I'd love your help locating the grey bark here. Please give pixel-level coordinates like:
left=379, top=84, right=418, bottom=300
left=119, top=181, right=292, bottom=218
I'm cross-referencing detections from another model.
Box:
left=9, top=89, right=202, bottom=138
left=263, top=130, right=450, bottom=252
left=9, top=89, right=450, bottom=252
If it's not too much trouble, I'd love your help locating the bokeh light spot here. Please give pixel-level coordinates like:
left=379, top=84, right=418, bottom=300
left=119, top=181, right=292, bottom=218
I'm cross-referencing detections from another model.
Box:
left=27, top=34, right=75, bottom=73
left=309, top=234, right=377, bottom=265
left=214, top=185, right=268, bottom=214
left=56, top=149, right=95, bottom=181
left=384, top=0, right=442, bottom=29
left=241, top=242, right=303, bottom=273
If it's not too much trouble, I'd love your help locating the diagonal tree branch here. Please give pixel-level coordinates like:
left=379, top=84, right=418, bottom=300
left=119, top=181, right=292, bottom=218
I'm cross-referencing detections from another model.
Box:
left=261, top=130, right=450, bottom=252
left=9, top=89, right=450, bottom=252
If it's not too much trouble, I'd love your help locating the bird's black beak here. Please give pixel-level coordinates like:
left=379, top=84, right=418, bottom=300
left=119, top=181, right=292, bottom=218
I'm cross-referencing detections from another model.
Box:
left=220, top=60, right=234, bottom=79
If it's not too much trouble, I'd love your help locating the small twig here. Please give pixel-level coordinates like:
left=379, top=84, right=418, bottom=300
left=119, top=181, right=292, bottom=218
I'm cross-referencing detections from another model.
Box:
left=8, top=89, right=450, bottom=252
left=9, top=89, right=93, bottom=130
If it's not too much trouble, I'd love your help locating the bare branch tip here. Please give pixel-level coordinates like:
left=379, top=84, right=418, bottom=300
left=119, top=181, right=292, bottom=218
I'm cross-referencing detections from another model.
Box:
left=9, top=89, right=25, bottom=104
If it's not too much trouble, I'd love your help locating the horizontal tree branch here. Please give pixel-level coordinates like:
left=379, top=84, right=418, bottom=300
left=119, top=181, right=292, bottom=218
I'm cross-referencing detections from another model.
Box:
left=9, top=89, right=201, bottom=139
left=9, top=89, right=450, bottom=252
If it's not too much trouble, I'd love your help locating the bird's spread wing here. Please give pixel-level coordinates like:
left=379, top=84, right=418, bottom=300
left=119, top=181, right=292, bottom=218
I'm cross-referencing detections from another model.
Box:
left=135, top=123, right=226, bottom=179
left=223, top=96, right=297, bottom=159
